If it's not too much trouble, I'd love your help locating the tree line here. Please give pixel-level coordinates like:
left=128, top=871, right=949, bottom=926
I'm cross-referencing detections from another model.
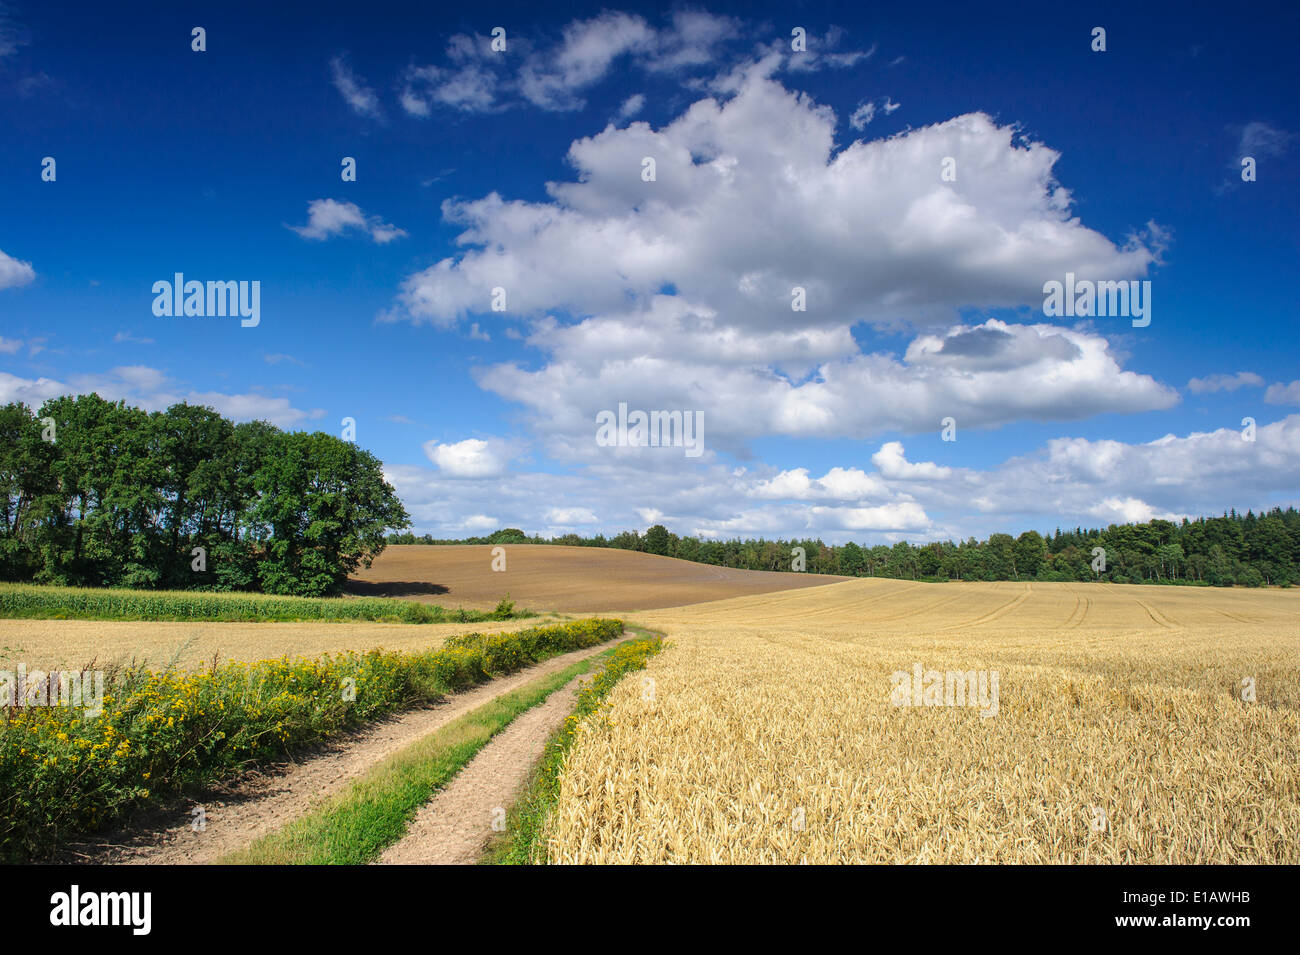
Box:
left=1, top=395, right=409, bottom=596
left=392, top=508, right=1300, bottom=587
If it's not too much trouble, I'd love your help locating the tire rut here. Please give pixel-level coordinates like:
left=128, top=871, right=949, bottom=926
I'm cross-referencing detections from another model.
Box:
left=937, top=585, right=1032, bottom=631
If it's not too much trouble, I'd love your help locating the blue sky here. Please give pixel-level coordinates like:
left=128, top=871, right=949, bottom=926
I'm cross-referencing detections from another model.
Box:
left=2, top=1, right=1297, bottom=542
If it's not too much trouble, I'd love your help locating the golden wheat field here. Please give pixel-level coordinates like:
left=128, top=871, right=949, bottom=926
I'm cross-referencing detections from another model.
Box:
left=546, top=579, right=1300, bottom=864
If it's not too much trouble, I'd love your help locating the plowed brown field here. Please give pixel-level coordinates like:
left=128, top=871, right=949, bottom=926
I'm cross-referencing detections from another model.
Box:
left=347, top=544, right=847, bottom=612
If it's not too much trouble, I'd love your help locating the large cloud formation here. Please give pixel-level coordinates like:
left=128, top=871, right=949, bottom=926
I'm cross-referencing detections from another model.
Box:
left=368, top=33, right=1297, bottom=539
left=395, top=66, right=1158, bottom=330
left=388, top=65, right=1172, bottom=453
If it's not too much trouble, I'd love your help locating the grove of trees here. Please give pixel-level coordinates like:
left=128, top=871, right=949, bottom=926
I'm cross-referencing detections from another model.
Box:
left=393, top=509, right=1300, bottom=588
left=1, top=395, right=409, bottom=595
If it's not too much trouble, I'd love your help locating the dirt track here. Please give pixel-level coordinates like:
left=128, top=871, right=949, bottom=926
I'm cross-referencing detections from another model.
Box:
left=55, top=638, right=630, bottom=865
left=378, top=673, right=587, bottom=865
left=349, top=544, right=847, bottom=612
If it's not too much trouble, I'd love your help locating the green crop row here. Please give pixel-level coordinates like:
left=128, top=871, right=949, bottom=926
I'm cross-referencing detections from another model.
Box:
left=0, top=582, right=525, bottom=624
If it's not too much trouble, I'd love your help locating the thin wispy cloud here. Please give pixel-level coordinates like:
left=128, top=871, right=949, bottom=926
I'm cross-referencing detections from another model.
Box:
left=0, top=365, right=321, bottom=428
left=849, top=95, right=900, bottom=130
left=289, top=199, right=406, bottom=243
left=0, top=2, right=29, bottom=62
left=1187, top=371, right=1263, bottom=394
left=616, top=92, right=645, bottom=120
left=1219, top=120, right=1293, bottom=192
left=264, top=353, right=306, bottom=367
left=330, top=54, right=383, bottom=118
left=113, top=331, right=155, bottom=345
left=400, top=11, right=774, bottom=116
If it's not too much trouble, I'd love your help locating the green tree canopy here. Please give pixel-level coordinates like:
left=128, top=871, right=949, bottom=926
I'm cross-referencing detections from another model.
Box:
left=0, top=395, right=409, bottom=595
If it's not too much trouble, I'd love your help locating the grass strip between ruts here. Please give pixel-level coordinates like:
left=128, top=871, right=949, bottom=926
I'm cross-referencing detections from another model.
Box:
left=220, top=644, right=626, bottom=865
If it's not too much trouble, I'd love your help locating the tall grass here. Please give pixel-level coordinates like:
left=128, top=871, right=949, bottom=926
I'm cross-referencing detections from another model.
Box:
left=0, top=582, right=526, bottom=624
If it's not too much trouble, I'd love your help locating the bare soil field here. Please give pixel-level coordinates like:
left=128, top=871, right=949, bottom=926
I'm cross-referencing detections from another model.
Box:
left=547, top=579, right=1300, bottom=864
left=348, top=544, right=848, bottom=612
left=0, top=615, right=563, bottom=671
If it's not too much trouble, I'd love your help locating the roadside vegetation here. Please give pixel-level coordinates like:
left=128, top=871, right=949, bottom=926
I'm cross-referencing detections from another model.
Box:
left=223, top=645, right=626, bottom=864
left=0, top=582, right=525, bottom=624
left=0, top=617, right=622, bottom=861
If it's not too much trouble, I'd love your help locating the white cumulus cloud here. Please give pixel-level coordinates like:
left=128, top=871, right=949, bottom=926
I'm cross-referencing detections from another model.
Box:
left=1264, top=380, right=1300, bottom=405
left=422, top=437, right=510, bottom=478
left=0, top=248, right=36, bottom=290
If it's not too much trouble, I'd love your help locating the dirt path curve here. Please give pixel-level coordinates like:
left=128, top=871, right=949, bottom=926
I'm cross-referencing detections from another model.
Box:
left=378, top=672, right=587, bottom=865
left=58, top=637, right=634, bottom=865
